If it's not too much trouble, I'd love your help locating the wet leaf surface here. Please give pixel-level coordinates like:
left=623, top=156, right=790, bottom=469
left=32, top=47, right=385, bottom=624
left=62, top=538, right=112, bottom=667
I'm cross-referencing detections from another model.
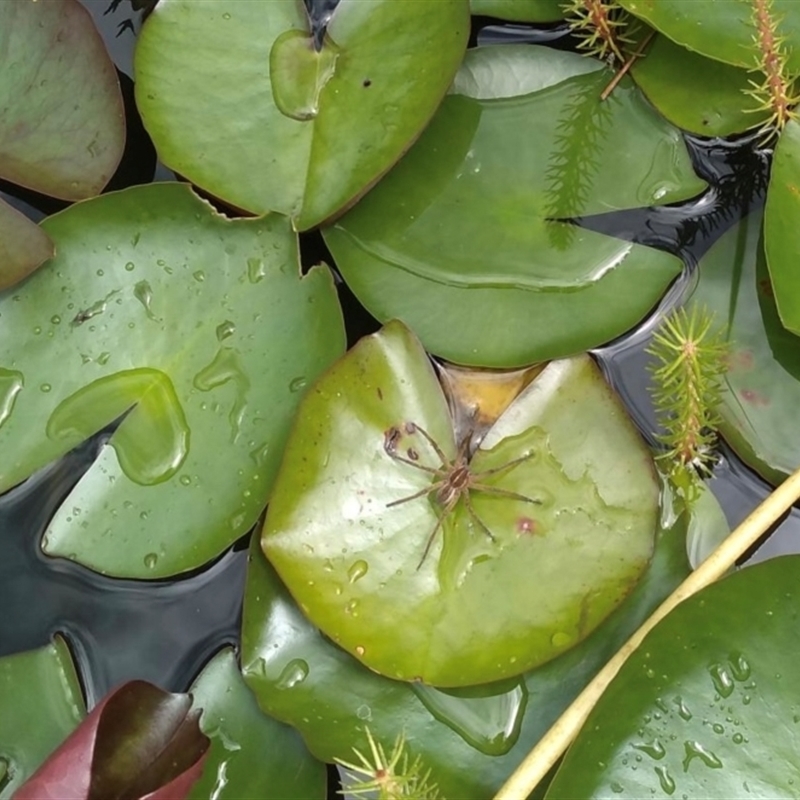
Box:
left=546, top=556, right=800, bottom=799
left=243, top=493, right=695, bottom=798
left=0, top=638, right=84, bottom=799
left=324, top=45, right=704, bottom=366
left=262, top=321, right=658, bottom=686
left=186, top=648, right=326, bottom=800
left=134, top=0, right=469, bottom=229
left=0, top=203, right=53, bottom=292
left=470, top=0, right=565, bottom=23
left=0, top=183, right=345, bottom=578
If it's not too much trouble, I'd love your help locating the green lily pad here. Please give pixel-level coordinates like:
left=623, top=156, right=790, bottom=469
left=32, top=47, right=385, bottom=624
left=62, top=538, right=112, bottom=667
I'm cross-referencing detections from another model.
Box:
left=323, top=45, right=704, bottom=367
left=134, top=0, right=469, bottom=230
left=619, top=0, right=800, bottom=72
left=262, top=320, right=658, bottom=687
left=765, top=118, right=800, bottom=335
left=244, top=490, right=697, bottom=799
left=187, top=648, right=325, bottom=800
left=0, top=183, right=344, bottom=578
left=687, top=210, right=800, bottom=486
left=630, top=34, right=768, bottom=137
left=545, top=556, right=800, bottom=799
left=0, top=637, right=85, bottom=799
left=470, top=0, right=564, bottom=22
left=0, top=0, right=124, bottom=289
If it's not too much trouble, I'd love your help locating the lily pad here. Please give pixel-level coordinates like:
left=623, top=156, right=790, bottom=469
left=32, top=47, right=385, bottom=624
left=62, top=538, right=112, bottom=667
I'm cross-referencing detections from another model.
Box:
left=545, top=556, right=800, bottom=799
left=0, top=183, right=345, bottom=578
left=470, top=0, right=564, bottom=22
left=0, top=638, right=85, bottom=799
left=0, top=0, right=124, bottom=289
left=323, top=45, right=704, bottom=367
left=687, top=210, right=800, bottom=486
left=765, top=118, right=800, bottom=335
left=244, top=493, right=696, bottom=799
left=619, top=0, right=800, bottom=73
left=630, top=34, right=768, bottom=137
left=262, top=320, right=658, bottom=687
left=134, top=0, right=469, bottom=229
left=187, top=648, right=325, bottom=800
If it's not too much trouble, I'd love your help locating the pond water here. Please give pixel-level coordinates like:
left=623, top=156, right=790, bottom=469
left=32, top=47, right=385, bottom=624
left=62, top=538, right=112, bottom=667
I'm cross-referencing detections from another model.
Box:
left=1, top=3, right=799, bottom=798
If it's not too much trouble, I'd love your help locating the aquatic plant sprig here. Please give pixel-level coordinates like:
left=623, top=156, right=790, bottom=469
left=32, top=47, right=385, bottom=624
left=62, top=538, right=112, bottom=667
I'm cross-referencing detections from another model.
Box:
left=744, top=0, right=800, bottom=141
left=647, top=306, right=729, bottom=502
left=560, top=0, right=638, bottom=66
left=336, top=728, right=442, bottom=800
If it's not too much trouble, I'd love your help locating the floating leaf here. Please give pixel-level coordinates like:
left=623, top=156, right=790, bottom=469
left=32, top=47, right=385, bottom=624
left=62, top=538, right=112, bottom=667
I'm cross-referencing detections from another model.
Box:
left=0, top=638, right=84, bottom=798
left=0, top=203, right=53, bottom=292
left=244, top=497, right=695, bottom=799
left=765, top=118, right=800, bottom=334
left=0, top=183, right=344, bottom=578
left=687, top=210, right=800, bottom=485
left=135, top=0, right=469, bottom=229
left=545, top=556, right=800, bottom=799
left=324, top=45, right=704, bottom=367
left=186, top=648, right=326, bottom=800
left=469, top=0, right=564, bottom=22
left=13, top=681, right=208, bottom=800
left=262, top=321, right=659, bottom=686
left=630, top=34, right=768, bottom=137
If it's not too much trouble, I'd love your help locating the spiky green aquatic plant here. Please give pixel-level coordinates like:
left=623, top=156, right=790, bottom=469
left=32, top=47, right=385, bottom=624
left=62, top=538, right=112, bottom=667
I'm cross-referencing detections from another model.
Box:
left=560, top=0, right=637, bottom=65
left=647, top=306, right=729, bottom=502
left=336, top=728, right=442, bottom=800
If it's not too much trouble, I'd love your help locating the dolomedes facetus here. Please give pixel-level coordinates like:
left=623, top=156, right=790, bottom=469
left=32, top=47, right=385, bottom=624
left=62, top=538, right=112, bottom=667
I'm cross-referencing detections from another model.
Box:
left=384, top=421, right=541, bottom=568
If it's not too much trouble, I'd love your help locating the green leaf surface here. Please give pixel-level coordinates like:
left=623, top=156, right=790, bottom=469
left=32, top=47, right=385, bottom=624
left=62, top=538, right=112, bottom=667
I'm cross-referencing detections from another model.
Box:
left=619, top=0, right=800, bottom=72
left=0, top=183, right=345, bottom=578
left=546, top=556, right=800, bottom=799
left=187, top=648, right=326, bottom=800
left=765, top=118, right=800, bottom=335
left=134, top=0, right=469, bottom=229
left=324, top=45, right=704, bottom=367
left=0, top=0, right=124, bottom=199
left=262, top=321, right=658, bottom=687
left=631, top=34, right=767, bottom=137
left=687, top=210, right=800, bottom=486
left=0, top=638, right=85, bottom=799
left=0, top=202, right=54, bottom=292
left=243, top=495, right=694, bottom=799
left=470, top=0, right=564, bottom=22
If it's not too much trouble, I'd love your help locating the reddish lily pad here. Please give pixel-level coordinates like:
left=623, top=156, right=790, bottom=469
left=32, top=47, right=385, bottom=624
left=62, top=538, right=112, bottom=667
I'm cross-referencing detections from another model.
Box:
left=135, top=0, right=469, bottom=229
left=262, top=321, right=659, bottom=687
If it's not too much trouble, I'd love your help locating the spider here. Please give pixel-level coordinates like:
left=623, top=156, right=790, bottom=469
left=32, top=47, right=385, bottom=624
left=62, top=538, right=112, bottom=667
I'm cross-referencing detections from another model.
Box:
left=383, top=421, right=541, bottom=569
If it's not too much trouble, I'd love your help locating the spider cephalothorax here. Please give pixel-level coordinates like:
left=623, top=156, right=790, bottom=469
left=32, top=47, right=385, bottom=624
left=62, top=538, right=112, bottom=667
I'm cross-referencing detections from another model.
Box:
left=383, top=421, right=541, bottom=568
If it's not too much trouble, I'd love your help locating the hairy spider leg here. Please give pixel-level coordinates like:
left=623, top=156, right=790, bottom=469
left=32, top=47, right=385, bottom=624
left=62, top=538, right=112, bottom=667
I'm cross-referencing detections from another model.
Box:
left=417, top=507, right=450, bottom=570
left=472, top=450, right=536, bottom=478
left=386, top=480, right=447, bottom=509
left=461, top=491, right=497, bottom=543
left=468, top=483, right=542, bottom=505
left=404, top=421, right=453, bottom=466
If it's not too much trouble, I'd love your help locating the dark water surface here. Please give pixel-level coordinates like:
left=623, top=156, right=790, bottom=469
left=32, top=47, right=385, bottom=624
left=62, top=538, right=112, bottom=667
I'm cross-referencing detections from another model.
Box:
left=2, top=4, right=799, bottom=797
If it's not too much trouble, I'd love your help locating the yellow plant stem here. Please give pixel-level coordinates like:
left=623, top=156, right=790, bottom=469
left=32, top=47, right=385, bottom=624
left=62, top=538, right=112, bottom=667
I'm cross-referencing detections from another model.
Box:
left=494, top=463, right=800, bottom=800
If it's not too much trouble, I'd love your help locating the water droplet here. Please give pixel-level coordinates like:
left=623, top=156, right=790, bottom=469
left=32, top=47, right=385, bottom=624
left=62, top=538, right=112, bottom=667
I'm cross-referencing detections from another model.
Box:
left=0, top=369, right=24, bottom=429
left=682, top=740, right=722, bottom=772
left=674, top=697, right=692, bottom=720
left=32, top=326, right=41, bottom=335
left=355, top=645, right=365, bottom=656
left=610, top=782, right=624, bottom=794
left=550, top=631, right=571, bottom=648
left=345, top=599, right=359, bottom=615
left=712, top=723, right=724, bottom=734
left=179, top=475, right=191, bottom=486
left=222, top=11, right=231, bottom=18
left=97, top=352, right=110, bottom=365
left=40, top=383, right=52, bottom=393
left=289, top=376, right=307, bottom=392
left=708, top=664, right=734, bottom=698
left=133, top=280, right=160, bottom=321
left=732, top=732, right=744, bottom=744
left=348, top=560, right=368, bottom=583
left=96, top=269, right=104, bottom=277
left=276, top=658, right=309, bottom=689
left=216, top=320, right=236, bottom=341
left=125, top=261, right=135, bottom=271
left=144, top=552, right=158, bottom=569
left=729, top=653, right=751, bottom=681
left=50, top=315, right=61, bottom=324
left=356, top=704, right=372, bottom=720
left=193, top=348, right=250, bottom=442
left=249, top=441, right=270, bottom=466
left=633, top=739, right=665, bottom=760
left=654, top=765, right=676, bottom=795
left=247, top=257, right=267, bottom=283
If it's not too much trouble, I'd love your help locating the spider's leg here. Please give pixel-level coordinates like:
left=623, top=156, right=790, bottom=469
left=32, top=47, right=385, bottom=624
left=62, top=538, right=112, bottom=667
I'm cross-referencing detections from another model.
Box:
left=386, top=480, right=445, bottom=508
left=473, top=451, right=535, bottom=478
left=406, top=422, right=452, bottom=466
left=470, top=484, right=542, bottom=505
left=385, top=450, right=443, bottom=475
left=462, top=492, right=497, bottom=542
left=416, top=508, right=449, bottom=570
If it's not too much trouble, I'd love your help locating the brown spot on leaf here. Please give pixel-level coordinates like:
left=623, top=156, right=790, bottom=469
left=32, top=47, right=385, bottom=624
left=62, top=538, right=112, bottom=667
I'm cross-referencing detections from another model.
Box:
left=740, top=388, right=769, bottom=406
left=517, top=516, right=537, bottom=535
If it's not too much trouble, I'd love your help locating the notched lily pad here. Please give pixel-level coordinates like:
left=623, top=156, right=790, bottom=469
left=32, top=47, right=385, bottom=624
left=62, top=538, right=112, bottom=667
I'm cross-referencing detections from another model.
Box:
left=262, top=321, right=659, bottom=687
left=324, top=45, right=704, bottom=366
left=0, top=183, right=345, bottom=578
left=135, top=0, right=469, bottom=229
